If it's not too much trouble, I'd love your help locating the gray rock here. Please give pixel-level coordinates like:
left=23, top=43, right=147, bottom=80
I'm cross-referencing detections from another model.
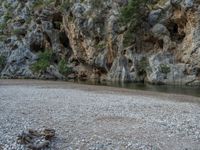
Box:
left=1, top=37, right=36, bottom=78
left=45, top=65, right=65, bottom=80
left=146, top=52, right=196, bottom=85
left=109, top=55, right=131, bottom=82
left=170, top=0, right=183, bottom=6
left=183, top=0, right=194, bottom=8
left=148, top=9, right=162, bottom=26
left=152, top=23, right=170, bottom=37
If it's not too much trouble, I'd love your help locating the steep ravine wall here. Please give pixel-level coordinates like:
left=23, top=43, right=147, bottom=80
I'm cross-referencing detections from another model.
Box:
left=0, top=0, right=200, bottom=86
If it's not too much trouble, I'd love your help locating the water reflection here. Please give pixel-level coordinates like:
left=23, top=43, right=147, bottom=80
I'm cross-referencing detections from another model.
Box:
left=77, top=80, right=200, bottom=97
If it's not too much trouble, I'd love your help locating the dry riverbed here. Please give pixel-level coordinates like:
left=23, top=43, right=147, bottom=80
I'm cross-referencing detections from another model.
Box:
left=0, top=79, right=200, bottom=150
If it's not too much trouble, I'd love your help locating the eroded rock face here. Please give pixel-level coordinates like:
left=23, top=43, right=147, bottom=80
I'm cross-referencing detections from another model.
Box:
left=145, top=0, right=200, bottom=85
left=146, top=52, right=196, bottom=85
left=0, top=0, right=200, bottom=85
left=0, top=0, right=70, bottom=79
left=0, top=37, right=36, bottom=78
left=63, top=0, right=128, bottom=81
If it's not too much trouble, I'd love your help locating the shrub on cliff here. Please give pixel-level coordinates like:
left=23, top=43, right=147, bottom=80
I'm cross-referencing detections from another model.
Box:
left=159, top=64, right=170, bottom=74
left=0, top=55, right=6, bottom=69
left=12, top=29, right=27, bottom=36
left=91, top=0, right=104, bottom=9
left=32, top=0, right=54, bottom=9
left=3, top=12, right=12, bottom=22
left=58, top=59, right=71, bottom=75
left=120, top=0, right=149, bottom=46
left=31, top=50, right=53, bottom=73
left=0, top=23, right=6, bottom=32
left=137, top=57, right=149, bottom=76
left=59, top=0, right=72, bottom=12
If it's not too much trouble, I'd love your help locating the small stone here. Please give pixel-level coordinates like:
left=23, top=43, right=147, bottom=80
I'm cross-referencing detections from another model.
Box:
left=17, top=132, right=33, bottom=144
left=42, top=129, right=56, bottom=140
left=0, top=144, right=3, bottom=150
left=27, top=140, right=50, bottom=150
left=28, top=129, right=41, bottom=137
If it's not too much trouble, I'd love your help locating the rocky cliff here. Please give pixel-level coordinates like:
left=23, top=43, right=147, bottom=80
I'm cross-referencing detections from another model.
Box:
left=0, top=0, right=200, bottom=85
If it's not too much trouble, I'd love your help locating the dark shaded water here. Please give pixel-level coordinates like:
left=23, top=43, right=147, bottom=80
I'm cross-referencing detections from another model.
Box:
left=77, top=81, right=200, bottom=97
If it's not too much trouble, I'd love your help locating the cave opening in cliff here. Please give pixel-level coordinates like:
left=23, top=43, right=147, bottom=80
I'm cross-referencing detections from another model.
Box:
left=158, top=40, right=164, bottom=49
left=52, top=12, right=62, bottom=30
left=195, top=68, right=200, bottom=77
left=59, top=31, right=70, bottom=48
left=30, top=43, right=45, bottom=52
left=53, top=12, right=62, bottom=22
left=128, top=59, right=134, bottom=72
left=30, top=36, right=46, bottom=53
left=167, top=22, right=185, bottom=43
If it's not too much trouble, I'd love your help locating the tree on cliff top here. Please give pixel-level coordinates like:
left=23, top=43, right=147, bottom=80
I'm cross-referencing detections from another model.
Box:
left=120, top=0, right=148, bottom=22
left=120, top=0, right=149, bottom=46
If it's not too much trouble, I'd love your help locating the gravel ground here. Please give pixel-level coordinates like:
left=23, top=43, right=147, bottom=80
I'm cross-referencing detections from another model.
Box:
left=0, top=80, right=200, bottom=150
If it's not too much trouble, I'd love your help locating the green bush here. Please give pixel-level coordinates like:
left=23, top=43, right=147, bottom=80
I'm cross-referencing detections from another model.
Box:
left=91, top=0, right=104, bottom=9
left=159, top=64, right=170, bottom=74
left=4, top=12, right=12, bottom=22
left=0, top=35, right=7, bottom=41
left=0, top=23, right=7, bottom=31
left=12, top=29, right=26, bottom=36
left=0, top=55, right=6, bottom=69
left=31, top=50, right=53, bottom=73
left=120, top=0, right=148, bottom=46
left=120, top=0, right=148, bottom=23
left=26, top=17, right=32, bottom=24
left=3, top=1, right=11, bottom=10
left=32, top=0, right=44, bottom=9
left=44, top=0, right=54, bottom=5
left=58, top=59, right=71, bottom=75
left=95, top=42, right=106, bottom=50
left=59, top=0, right=72, bottom=12
left=137, top=57, right=149, bottom=76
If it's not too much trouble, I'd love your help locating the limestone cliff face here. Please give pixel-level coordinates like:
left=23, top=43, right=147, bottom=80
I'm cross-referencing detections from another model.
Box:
left=0, top=0, right=200, bottom=85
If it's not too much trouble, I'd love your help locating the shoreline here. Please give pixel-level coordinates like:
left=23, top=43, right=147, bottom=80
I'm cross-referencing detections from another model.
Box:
left=1, top=79, right=200, bottom=103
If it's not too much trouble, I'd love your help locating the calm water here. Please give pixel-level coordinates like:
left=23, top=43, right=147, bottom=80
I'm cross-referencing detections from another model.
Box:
left=77, top=81, right=200, bottom=97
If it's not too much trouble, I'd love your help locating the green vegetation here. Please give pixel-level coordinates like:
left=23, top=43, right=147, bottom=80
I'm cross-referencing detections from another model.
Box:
left=26, top=16, right=32, bottom=24
left=91, top=0, right=104, bottom=9
left=95, top=42, right=106, bottom=50
left=3, top=12, right=12, bottom=22
left=137, top=57, right=149, bottom=76
left=31, top=50, right=72, bottom=75
left=120, top=0, right=148, bottom=46
left=59, top=0, right=72, bottom=12
left=31, top=50, right=53, bottom=73
left=32, top=0, right=44, bottom=9
left=32, top=0, right=54, bottom=9
left=58, top=59, right=71, bottom=75
left=12, top=29, right=26, bottom=36
left=3, top=1, right=12, bottom=10
left=120, top=0, right=147, bottom=24
left=0, top=23, right=7, bottom=31
left=0, top=55, right=6, bottom=69
left=159, top=64, right=170, bottom=74
left=44, top=0, right=54, bottom=5
left=0, top=35, right=7, bottom=41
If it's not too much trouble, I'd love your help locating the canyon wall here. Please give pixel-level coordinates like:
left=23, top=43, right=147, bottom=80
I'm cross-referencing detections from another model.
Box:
left=0, top=0, right=200, bottom=85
